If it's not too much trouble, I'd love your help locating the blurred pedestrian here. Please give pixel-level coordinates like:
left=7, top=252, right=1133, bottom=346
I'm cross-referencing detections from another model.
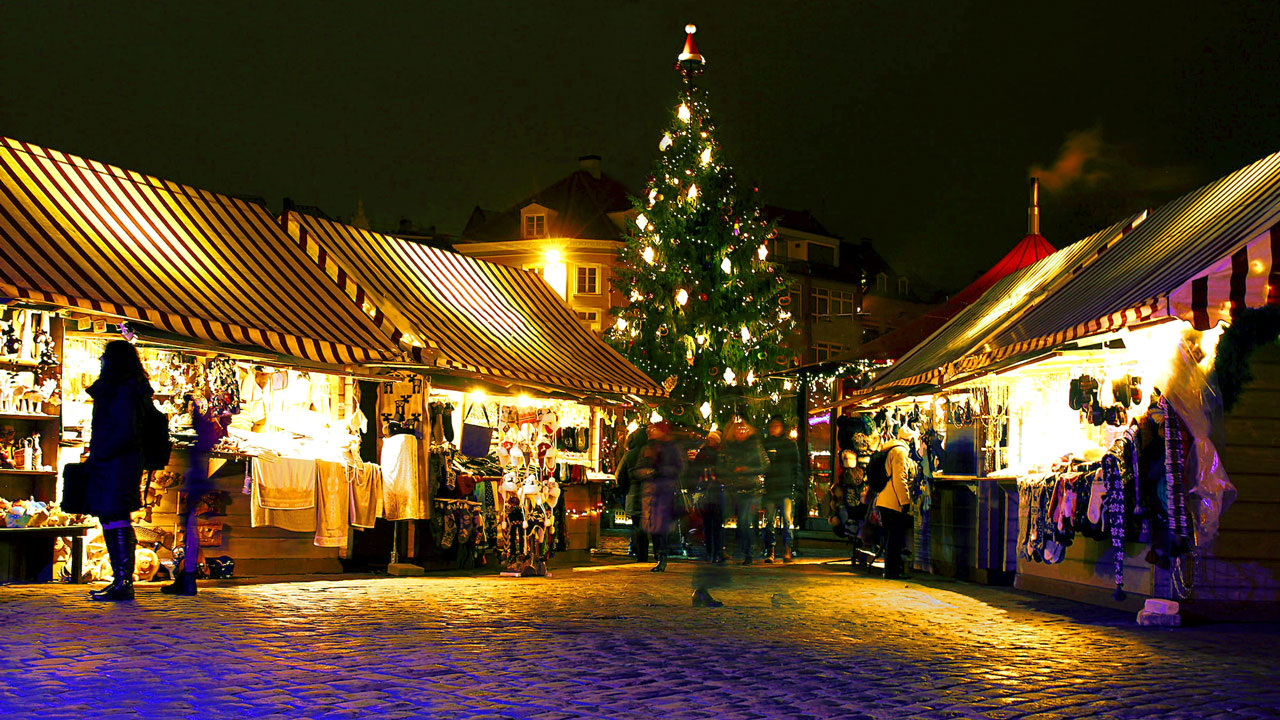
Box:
left=691, top=431, right=725, bottom=563
left=616, top=427, right=649, bottom=562
left=761, top=415, right=801, bottom=564
left=85, top=340, right=154, bottom=602
left=874, top=425, right=918, bottom=580
left=718, top=418, right=767, bottom=566
left=635, top=420, right=683, bottom=572
left=162, top=393, right=221, bottom=596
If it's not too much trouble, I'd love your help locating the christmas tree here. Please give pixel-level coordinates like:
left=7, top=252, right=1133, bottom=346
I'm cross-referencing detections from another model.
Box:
left=607, top=25, right=796, bottom=426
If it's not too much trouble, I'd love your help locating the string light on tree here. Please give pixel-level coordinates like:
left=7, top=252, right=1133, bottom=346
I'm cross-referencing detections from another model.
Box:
left=606, top=24, right=795, bottom=426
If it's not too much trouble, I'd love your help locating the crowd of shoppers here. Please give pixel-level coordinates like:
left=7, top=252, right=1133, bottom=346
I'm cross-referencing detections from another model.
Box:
left=619, top=409, right=922, bottom=606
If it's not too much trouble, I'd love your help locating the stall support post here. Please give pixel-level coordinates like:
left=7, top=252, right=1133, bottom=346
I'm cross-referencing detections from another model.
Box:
left=386, top=521, right=424, bottom=577
left=796, top=369, right=810, bottom=534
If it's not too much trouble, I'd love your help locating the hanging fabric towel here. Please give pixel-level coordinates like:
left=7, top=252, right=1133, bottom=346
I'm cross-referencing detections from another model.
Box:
left=252, top=455, right=318, bottom=510
left=314, top=460, right=350, bottom=548
left=382, top=433, right=427, bottom=520
left=250, top=475, right=317, bottom=532
left=350, top=462, right=384, bottom=529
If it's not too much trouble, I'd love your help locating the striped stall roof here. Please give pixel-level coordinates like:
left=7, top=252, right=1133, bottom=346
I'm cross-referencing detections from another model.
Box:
left=284, top=212, right=665, bottom=398
left=864, top=213, right=1144, bottom=395
left=990, top=149, right=1280, bottom=351
left=0, top=138, right=400, bottom=365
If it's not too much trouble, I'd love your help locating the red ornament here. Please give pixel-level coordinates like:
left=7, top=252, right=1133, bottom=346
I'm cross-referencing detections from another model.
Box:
left=697, top=292, right=708, bottom=302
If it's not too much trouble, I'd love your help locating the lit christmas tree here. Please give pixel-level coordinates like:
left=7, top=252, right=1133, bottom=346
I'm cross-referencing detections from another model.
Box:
left=608, top=25, right=796, bottom=426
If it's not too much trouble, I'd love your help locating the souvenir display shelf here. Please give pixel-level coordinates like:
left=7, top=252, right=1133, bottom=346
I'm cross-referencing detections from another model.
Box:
left=0, top=311, right=63, bottom=510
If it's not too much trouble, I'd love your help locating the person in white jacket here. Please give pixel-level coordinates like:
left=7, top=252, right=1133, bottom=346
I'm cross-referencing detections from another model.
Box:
left=875, top=426, right=918, bottom=579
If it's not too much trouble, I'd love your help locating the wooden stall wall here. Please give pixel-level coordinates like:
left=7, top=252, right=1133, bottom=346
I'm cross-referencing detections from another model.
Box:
left=147, top=455, right=342, bottom=576
left=1197, top=342, right=1280, bottom=619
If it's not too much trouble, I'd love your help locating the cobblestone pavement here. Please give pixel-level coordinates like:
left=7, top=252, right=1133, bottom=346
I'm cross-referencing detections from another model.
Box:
left=3, top=561, right=1279, bottom=719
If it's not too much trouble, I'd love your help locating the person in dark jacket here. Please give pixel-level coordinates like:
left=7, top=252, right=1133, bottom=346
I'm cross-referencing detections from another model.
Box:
left=616, top=427, right=649, bottom=562
left=635, top=421, right=684, bottom=572
left=163, top=393, right=221, bottom=597
left=762, top=415, right=802, bottom=563
left=691, top=431, right=725, bottom=564
left=717, top=418, right=767, bottom=565
left=85, top=340, right=154, bottom=602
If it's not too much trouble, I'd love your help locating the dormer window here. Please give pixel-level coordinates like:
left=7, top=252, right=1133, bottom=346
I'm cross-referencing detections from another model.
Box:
left=877, top=272, right=888, bottom=292
left=898, top=276, right=910, bottom=296
left=524, top=214, right=546, bottom=238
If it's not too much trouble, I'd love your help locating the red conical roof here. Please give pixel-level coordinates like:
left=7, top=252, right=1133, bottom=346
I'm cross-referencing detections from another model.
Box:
left=856, top=233, right=1056, bottom=361
left=949, top=233, right=1055, bottom=306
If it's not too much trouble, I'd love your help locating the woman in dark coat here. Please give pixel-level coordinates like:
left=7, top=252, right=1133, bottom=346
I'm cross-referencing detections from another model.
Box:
left=85, top=340, right=154, bottom=602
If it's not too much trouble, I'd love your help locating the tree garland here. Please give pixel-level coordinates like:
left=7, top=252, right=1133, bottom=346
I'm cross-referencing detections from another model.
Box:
left=1213, top=305, right=1280, bottom=413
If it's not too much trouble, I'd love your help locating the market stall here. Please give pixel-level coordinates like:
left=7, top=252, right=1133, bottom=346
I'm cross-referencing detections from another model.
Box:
left=839, top=149, right=1280, bottom=620
left=0, top=136, right=403, bottom=581
left=284, top=212, right=665, bottom=573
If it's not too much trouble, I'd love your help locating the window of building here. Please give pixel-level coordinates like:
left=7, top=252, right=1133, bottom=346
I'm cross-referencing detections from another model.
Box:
left=877, top=272, right=889, bottom=292
left=898, top=276, right=910, bottom=296
left=813, top=341, right=844, bottom=362
left=812, top=288, right=830, bottom=317
left=831, top=290, right=856, bottom=316
left=808, top=243, right=836, bottom=266
left=575, top=309, right=600, bottom=331
left=524, top=214, right=546, bottom=238
left=575, top=266, right=600, bottom=295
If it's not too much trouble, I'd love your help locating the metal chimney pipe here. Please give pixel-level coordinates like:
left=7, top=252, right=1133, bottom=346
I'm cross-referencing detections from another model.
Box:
left=1028, top=177, right=1041, bottom=235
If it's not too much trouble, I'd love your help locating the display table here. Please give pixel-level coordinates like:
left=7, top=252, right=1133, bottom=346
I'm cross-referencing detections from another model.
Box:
left=0, top=524, right=93, bottom=583
left=918, top=475, right=1016, bottom=585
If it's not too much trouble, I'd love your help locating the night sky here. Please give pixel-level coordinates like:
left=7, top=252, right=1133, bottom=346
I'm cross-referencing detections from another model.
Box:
left=4, top=1, right=1279, bottom=292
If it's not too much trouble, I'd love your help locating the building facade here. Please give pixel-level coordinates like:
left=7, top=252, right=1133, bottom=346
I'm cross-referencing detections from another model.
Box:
left=452, top=156, right=632, bottom=333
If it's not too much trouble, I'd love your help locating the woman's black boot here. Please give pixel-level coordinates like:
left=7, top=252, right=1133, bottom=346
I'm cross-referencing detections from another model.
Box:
left=91, top=526, right=135, bottom=602
left=651, top=554, right=667, bottom=572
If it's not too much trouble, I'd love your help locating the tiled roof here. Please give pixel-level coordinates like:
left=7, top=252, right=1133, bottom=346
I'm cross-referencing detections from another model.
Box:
left=462, top=170, right=635, bottom=242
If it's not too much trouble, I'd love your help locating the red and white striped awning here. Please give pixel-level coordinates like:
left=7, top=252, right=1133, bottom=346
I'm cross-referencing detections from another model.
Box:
left=0, top=138, right=400, bottom=365
left=284, top=211, right=665, bottom=398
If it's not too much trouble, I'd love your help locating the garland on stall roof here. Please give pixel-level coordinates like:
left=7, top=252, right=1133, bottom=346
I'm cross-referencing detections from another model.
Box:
left=1213, top=305, right=1280, bottom=413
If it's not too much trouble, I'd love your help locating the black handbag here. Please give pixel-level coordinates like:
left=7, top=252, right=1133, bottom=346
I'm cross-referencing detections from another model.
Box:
left=61, top=462, right=89, bottom=514
left=458, top=402, right=493, bottom=458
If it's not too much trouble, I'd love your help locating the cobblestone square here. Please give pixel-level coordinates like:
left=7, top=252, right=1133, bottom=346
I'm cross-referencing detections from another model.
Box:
left=3, top=562, right=1278, bottom=719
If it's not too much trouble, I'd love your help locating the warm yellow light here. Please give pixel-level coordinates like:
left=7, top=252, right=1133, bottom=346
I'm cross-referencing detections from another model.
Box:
left=659, top=134, right=673, bottom=151
left=648, top=189, right=659, bottom=206
left=630, top=289, right=643, bottom=303
left=789, top=429, right=798, bottom=439
left=740, top=325, right=751, bottom=343
left=678, top=103, right=691, bottom=122
left=746, top=370, right=756, bottom=386
left=650, top=410, right=664, bottom=423
left=687, top=184, right=699, bottom=202
left=642, top=246, right=656, bottom=264
left=700, top=401, right=712, bottom=419
left=470, top=389, right=487, bottom=401
left=700, top=147, right=712, bottom=165
left=542, top=247, right=567, bottom=298
left=676, top=288, right=689, bottom=306
left=724, top=368, right=736, bottom=385
left=721, top=258, right=732, bottom=274
left=757, top=244, right=769, bottom=260
left=516, top=394, right=534, bottom=407
left=636, top=214, right=649, bottom=232
left=615, top=317, right=628, bottom=333
left=626, top=420, right=639, bottom=433
left=696, top=334, right=708, bottom=346
left=783, top=380, right=793, bottom=391
left=710, top=422, right=719, bottom=432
